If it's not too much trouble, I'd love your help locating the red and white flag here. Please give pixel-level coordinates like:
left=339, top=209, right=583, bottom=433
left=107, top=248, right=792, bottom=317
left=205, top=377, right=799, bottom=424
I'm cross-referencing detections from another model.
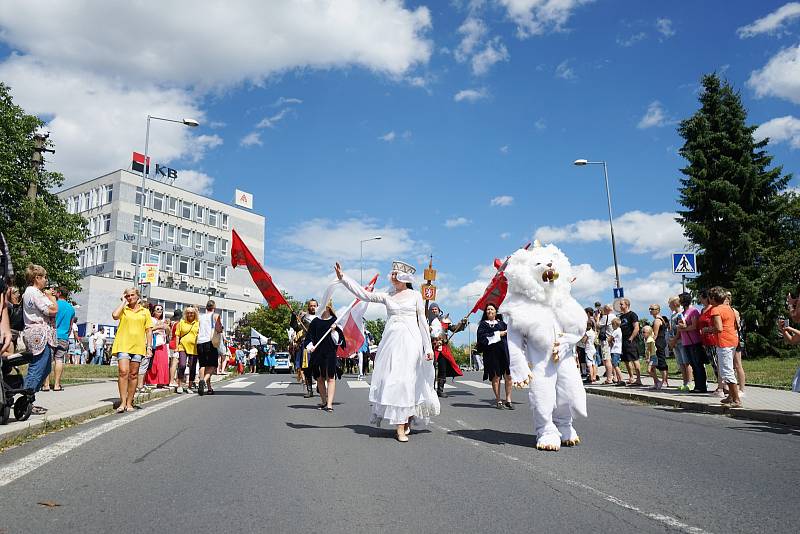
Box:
left=319, top=275, right=378, bottom=358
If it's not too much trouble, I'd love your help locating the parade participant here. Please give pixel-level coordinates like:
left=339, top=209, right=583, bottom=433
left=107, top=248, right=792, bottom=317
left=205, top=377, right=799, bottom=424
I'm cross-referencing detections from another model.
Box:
left=110, top=287, right=152, bottom=412
left=476, top=303, right=513, bottom=409
left=306, top=300, right=345, bottom=412
left=335, top=261, right=439, bottom=443
left=175, top=306, right=199, bottom=394
left=503, top=243, right=587, bottom=451
left=196, top=300, right=223, bottom=396
left=145, top=304, right=170, bottom=388
left=427, top=302, right=464, bottom=395
left=297, top=299, right=318, bottom=398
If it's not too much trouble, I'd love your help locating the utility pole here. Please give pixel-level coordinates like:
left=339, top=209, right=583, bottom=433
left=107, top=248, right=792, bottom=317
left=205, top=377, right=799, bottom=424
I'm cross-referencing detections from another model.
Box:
left=29, top=133, right=54, bottom=200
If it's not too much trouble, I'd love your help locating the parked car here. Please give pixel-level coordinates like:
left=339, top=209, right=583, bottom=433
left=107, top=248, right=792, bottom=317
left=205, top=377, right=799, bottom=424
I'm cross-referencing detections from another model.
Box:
left=273, top=352, right=293, bottom=373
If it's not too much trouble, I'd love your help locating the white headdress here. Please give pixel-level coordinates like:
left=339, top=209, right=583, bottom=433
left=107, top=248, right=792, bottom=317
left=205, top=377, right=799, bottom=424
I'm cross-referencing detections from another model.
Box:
left=390, top=260, right=416, bottom=285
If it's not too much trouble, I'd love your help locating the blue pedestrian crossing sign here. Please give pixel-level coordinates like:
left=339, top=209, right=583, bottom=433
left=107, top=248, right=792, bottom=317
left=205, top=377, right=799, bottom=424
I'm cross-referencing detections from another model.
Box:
left=672, top=253, right=697, bottom=274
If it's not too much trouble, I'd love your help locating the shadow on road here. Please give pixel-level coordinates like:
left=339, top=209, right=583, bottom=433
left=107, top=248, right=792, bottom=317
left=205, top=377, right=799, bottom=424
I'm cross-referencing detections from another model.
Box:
left=272, top=392, right=306, bottom=397
left=207, top=390, right=265, bottom=396
left=450, top=402, right=495, bottom=409
left=449, top=428, right=536, bottom=448
left=285, top=422, right=431, bottom=439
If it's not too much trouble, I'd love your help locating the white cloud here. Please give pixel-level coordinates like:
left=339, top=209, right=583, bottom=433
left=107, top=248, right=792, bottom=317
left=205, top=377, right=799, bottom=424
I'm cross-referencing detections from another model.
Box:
left=445, top=217, right=471, bottom=228
left=378, top=131, right=397, bottom=142
left=655, top=17, right=675, bottom=38
left=401, top=130, right=413, bottom=139
left=570, top=264, right=683, bottom=315
left=499, top=145, right=510, bottom=154
left=533, top=211, right=688, bottom=258
left=500, top=232, right=511, bottom=239
left=617, top=32, right=646, bottom=47
left=490, top=195, right=514, bottom=207
left=172, top=169, right=215, bottom=195
left=748, top=45, right=800, bottom=104
left=555, top=59, right=576, bottom=80
left=240, top=132, right=263, bottom=148
left=737, top=2, right=800, bottom=38
left=279, top=218, right=424, bottom=268
left=754, top=115, right=800, bottom=148
left=471, top=37, right=509, bottom=75
left=257, top=108, right=293, bottom=129
left=534, top=118, right=547, bottom=130
left=273, top=96, right=303, bottom=106
left=455, top=17, right=487, bottom=62
left=0, top=0, right=432, bottom=187
left=454, top=87, right=489, bottom=102
left=498, top=0, right=592, bottom=39
left=637, top=100, right=668, bottom=129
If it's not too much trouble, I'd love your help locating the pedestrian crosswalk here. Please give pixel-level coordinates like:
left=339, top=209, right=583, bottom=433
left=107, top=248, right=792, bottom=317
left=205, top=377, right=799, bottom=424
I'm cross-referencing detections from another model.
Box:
left=263, top=378, right=525, bottom=391
left=457, top=380, right=493, bottom=389
left=265, top=382, right=293, bottom=389
left=222, top=381, right=255, bottom=389
left=346, top=380, right=370, bottom=389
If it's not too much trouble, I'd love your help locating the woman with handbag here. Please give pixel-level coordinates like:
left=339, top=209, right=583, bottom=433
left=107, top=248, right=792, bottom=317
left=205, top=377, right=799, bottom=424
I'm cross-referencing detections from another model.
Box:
left=334, top=261, right=438, bottom=443
left=21, top=264, right=59, bottom=413
left=145, top=304, right=171, bottom=388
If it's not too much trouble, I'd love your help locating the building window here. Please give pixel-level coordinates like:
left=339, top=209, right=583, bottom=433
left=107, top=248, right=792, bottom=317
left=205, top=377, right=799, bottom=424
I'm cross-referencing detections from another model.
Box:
left=150, top=221, right=162, bottom=241
left=66, top=197, right=75, bottom=214
left=104, top=185, right=113, bottom=204
left=206, top=264, right=216, bottom=280
left=225, top=310, right=235, bottom=331
left=180, top=228, right=191, bottom=247
left=195, top=205, right=205, bottom=224
left=98, top=244, right=108, bottom=264
left=166, top=224, right=176, bottom=244
left=86, top=247, right=95, bottom=267
left=193, top=259, right=202, bottom=277
left=208, top=210, right=218, bottom=227
left=222, top=213, right=229, bottom=230
left=102, top=214, right=111, bottom=234
left=168, top=197, right=177, bottom=215
left=152, top=191, right=164, bottom=212
left=149, top=250, right=160, bottom=265
left=219, top=265, right=227, bottom=283
left=193, top=232, right=203, bottom=250
left=207, top=236, right=217, bottom=254
left=78, top=193, right=86, bottom=212
left=133, top=216, right=146, bottom=236
left=131, top=246, right=140, bottom=265
left=78, top=249, right=86, bottom=268
left=220, top=239, right=228, bottom=255
left=165, top=253, right=174, bottom=272
left=135, top=187, right=148, bottom=207
left=89, top=189, right=98, bottom=209
left=181, top=202, right=193, bottom=219
left=178, top=257, right=189, bottom=275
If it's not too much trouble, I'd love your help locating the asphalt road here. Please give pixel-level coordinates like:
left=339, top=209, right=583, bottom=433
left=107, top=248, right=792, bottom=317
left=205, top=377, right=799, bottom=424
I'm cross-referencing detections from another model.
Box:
left=0, top=371, right=798, bottom=534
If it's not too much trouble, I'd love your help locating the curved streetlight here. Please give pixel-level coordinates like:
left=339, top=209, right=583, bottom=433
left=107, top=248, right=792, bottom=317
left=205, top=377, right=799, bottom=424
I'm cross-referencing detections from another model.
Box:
left=573, top=158, right=621, bottom=289
left=360, top=236, right=383, bottom=285
left=134, top=115, right=200, bottom=288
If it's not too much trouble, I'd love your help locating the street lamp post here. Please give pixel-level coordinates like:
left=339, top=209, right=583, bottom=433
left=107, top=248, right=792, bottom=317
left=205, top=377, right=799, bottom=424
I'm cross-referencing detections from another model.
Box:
left=466, top=293, right=481, bottom=370
left=359, top=236, right=382, bottom=285
left=574, top=159, right=621, bottom=289
left=134, top=115, right=199, bottom=289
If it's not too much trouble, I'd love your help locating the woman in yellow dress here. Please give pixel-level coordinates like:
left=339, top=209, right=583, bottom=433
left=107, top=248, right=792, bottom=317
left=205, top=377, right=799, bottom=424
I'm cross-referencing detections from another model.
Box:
left=110, top=287, right=152, bottom=412
left=174, top=306, right=199, bottom=394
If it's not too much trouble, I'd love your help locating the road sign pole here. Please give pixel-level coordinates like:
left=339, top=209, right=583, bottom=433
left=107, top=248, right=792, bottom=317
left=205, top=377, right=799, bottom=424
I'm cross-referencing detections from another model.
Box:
left=682, top=275, right=686, bottom=294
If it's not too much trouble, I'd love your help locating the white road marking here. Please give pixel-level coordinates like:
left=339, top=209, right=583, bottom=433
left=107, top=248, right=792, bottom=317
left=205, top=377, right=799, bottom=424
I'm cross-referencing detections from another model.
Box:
left=265, top=382, right=292, bottom=389
left=222, top=381, right=254, bottom=389
left=430, top=422, right=711, bottom=534
left=0, top=395, right=190, bottom=488
left=457, top=380, right=493, bottom=389
left=347, top=380, right=371, bottom=389
left=444, top=383, right=456, bottom=389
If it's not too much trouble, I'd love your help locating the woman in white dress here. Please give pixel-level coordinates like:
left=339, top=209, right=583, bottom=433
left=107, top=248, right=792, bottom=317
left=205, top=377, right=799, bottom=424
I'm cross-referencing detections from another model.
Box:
left=334, top=261, right=439, bottom=442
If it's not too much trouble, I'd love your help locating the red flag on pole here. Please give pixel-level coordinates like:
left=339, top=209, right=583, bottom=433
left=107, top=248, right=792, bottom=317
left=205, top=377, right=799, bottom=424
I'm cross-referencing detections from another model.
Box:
left=230, top=229, right=289, bottom=310
left=469, top=242, right=531, bottom=314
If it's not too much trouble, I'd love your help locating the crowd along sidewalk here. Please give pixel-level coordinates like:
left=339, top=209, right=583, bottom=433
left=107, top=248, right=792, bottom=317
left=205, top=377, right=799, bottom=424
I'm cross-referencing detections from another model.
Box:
left=585, top=376, right=800, bottom=428
left=0, top=374, right=230, bottom=449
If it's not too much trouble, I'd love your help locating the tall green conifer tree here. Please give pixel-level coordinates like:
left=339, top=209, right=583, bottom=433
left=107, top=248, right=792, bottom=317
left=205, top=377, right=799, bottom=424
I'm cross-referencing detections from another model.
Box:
left=677, top=74, right=800, bottom=355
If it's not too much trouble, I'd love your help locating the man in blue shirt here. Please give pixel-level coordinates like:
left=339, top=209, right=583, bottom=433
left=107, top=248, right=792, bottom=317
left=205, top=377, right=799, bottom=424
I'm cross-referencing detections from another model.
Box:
left=46, top=286, right=76, bottom=391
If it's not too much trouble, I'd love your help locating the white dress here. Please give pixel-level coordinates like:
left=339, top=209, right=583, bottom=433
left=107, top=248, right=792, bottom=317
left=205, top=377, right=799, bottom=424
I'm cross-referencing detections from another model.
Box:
left=339, top=275, right=440, bottom=426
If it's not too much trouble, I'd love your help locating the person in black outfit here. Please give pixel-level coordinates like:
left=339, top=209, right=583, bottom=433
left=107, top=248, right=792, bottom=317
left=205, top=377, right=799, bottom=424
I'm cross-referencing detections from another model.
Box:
left=476, top=304, right=514, bottom=410
left=306, top=301, right=345, bottom=412
left=618, top=298, right=642, bottom=386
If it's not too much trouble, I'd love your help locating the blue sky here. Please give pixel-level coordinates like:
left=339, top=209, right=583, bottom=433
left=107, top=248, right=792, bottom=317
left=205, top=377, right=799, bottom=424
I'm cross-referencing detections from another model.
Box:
left=3, top=1, right=800, bottom=340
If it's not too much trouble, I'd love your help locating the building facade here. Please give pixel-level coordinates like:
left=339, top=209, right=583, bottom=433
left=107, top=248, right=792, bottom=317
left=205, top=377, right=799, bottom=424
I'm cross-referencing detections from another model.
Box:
left=57, top=169, right=264, bottom=337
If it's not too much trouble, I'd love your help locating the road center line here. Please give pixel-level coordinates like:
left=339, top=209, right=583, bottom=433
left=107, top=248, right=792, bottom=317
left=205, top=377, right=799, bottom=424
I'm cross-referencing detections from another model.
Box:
left=0, top=394, right=190, bottom=488
left=430, top=422, right=711, bottom=534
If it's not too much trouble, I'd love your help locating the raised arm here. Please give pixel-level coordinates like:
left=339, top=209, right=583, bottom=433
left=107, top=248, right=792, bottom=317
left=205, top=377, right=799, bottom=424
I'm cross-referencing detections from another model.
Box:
left=335, top=263, right=388, bottom=305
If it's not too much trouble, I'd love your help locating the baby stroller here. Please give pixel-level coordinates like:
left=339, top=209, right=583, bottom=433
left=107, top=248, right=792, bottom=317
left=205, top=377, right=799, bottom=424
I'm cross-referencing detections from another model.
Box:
left=0, top=351, right=36, bottom=425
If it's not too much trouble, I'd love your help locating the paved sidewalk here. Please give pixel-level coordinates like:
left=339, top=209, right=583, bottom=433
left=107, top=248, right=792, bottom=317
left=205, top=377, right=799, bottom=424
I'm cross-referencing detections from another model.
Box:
left=585, top=376, right=800, bottom=427
left=0, top=374, right=230, bottom=447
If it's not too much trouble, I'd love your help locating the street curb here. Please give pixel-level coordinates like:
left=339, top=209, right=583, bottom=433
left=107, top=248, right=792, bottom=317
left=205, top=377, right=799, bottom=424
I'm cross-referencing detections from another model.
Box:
left=586, top=387, right=800, bottom=429
left=0, top=373, right=234, bottom=450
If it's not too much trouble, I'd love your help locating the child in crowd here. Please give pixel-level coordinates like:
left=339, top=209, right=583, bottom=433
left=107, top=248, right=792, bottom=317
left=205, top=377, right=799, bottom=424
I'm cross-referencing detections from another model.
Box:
left=582, top=320, right=598, bottom=384
left=610, top=318, right=624, bottom=385
left=236, top=346, right=247, bottom=375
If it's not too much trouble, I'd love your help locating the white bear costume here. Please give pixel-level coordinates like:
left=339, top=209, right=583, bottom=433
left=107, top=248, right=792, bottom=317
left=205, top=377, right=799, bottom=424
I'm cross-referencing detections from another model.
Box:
left=502, top=243, right=588, bottom=451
